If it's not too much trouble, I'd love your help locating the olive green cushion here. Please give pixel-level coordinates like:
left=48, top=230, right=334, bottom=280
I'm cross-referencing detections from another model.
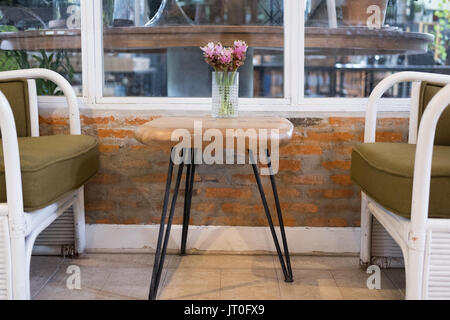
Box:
left=0, top=79, right=31, bottom=137
left=0, top=135, right=99, bottom=211
left=351, top=143, right=450, bottom=219
left=418, top=82, right=450, bottom=146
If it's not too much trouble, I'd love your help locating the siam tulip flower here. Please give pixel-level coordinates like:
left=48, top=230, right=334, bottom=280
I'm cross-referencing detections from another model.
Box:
left=214, top=42, right=224, bottom=56
left=219, top=47, right=233, bottom=65
left=233, top=40, right=248, bottom=60
left=200, top=42, right=215, bottom=58
left=200, top=40, right=247, bottom=72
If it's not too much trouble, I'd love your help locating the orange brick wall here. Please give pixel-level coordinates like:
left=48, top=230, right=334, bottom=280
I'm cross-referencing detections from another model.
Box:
left=39, top=113, right=409, bottom=227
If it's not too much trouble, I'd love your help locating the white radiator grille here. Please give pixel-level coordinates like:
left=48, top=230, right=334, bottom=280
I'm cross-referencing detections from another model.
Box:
left=427, top=232, right=450, bottom=299
left=0, top=216, right=11, bottom=300
left=371, top=216, right=404, bottom=267
left=34, top=208, right=75, bottom=246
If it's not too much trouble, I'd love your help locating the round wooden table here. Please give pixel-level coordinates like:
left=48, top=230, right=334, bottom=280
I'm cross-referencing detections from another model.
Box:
left=135, top=116, right=294, bottom=300
left=0, top=26, right=433, bottom=56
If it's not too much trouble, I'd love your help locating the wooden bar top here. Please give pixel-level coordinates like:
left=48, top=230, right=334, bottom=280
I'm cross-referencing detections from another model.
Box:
left=135, top=116, right=294, bottom=148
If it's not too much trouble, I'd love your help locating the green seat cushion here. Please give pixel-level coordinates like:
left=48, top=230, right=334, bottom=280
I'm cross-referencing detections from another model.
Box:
left=0, top=135, right=99, bottom=211
left=351, top=143, right=450, bottom=219
left=418, top=82, right=450, bottom=146
left=0, top=79, right=31, bottom=137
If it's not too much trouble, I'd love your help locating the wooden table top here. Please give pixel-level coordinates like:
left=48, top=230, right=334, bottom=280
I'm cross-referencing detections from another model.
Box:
left=0, top=26, right=433, bottom=56
left=135, top=116, right=294, bottom=148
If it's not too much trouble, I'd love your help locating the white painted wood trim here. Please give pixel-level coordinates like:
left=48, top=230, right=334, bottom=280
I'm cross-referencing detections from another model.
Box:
left=85, top=224, right=360, bottom=254
left=27, top=80, right=39, bottom=137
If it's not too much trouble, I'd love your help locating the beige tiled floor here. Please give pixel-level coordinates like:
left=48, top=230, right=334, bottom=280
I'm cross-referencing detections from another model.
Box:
left=30, top=253, right=406, bottom=300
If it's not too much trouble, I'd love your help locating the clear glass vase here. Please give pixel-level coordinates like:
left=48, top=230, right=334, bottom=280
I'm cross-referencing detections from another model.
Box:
left=212, top=72, right=239, bottom=118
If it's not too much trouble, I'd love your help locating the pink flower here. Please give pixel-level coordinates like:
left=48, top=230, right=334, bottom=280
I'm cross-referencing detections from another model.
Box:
left=219, top=48, right=233, bottom=65
left=233, top=40, right=248, bottom=60
left=214, top=43, right=224, bottom=55
left=200, top=42, right=215, bottom=58
left=200, top=40, right=247, bottom=71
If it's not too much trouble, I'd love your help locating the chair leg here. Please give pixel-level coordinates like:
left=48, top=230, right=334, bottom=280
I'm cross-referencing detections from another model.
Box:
left=181, top=149, right=196, bottom=256
left=149, top=149, right=185, bottom=300
left=73, top=186, right=86, bottom=255
left=10, top=235, right=29, bottom=299
left=249, top=149, right=293, bottom=282
left=405, top=246, right=425, bottom=300
left=360, top=192, right=372, bottom=267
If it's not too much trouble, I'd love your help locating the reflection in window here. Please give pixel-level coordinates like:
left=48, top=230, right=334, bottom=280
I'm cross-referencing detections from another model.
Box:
left=0, top=0, right=82, bottom=96
left=304, top=0, right=450, bottom=98
left=102, top=0, right=284, bottom=98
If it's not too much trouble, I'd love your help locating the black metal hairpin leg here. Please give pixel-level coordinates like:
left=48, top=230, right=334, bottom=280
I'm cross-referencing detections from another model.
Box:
left=181, top=149, right=196, bottom=255
left=249, top=149, right=293, bottom=282
left=149, top=148, right=185, bottom=300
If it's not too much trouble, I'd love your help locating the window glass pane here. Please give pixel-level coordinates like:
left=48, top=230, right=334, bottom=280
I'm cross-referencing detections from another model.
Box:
left=304, top=0, right=450, bottom=98
left=0, top=0, right=82, bottom=96
left=102, top=0, right=284, bottom=98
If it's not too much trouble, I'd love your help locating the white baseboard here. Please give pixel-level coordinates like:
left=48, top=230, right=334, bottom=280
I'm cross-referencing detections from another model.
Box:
left=85, top=224, right=360, bottom=255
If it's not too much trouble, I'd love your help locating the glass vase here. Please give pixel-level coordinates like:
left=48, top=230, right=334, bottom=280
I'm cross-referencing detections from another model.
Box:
left=212, top=72, right=239, bottom=118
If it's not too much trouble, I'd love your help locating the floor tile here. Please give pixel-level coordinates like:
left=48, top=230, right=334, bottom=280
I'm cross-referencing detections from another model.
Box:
left=170, top=254, right=275, bottom=270
left=332, top=268, right=403, bottom=300
left=286, top=255, right=359, bottom=271
left=30, top=256, right=64, bottom=299
left=277, top=269, right=343, bottom=300
left=220, top=269, right=280, bottom=300
left=34, top=263, right=112, bottom=300
left=68, top=253, right=171, bottom=268
left=159, top=268, right=221, bottom=300
left=382, top=268, right=406, bottom=297
left=100, top=267, right=153, bottom=299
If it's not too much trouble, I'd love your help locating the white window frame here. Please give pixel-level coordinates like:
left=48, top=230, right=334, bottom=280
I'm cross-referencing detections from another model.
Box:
left=36, top=0, right=412, bottom=113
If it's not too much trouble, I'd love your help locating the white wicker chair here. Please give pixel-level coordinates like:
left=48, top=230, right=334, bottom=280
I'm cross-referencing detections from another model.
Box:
left=355, top=72, right=450, bottom=300
left=0, top=69, right=90, bottom=300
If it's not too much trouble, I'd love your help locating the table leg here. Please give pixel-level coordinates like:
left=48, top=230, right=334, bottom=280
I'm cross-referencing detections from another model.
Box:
left=181, top=149, right=196, bottom=255
left=249, top=149, right=294, bottom=282
left=149, top=148, right=185, bottom=300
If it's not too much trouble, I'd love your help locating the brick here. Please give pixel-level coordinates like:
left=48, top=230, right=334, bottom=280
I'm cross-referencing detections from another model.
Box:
left=124, top=117, right=158, bottom=125
left=289, top=202, right=319, bottom=214
left=308, top=189, right=354, bottom=199
left=278, top=159, right=301, bottom=172
left=99, top=144, right=120, bottom=153
left=278, top=188, right=301, bottom=198
left=308, top=131, right=356, bottom=142
left=331, top=175, right=353, bottom=185
left=304, top=217, right=348, bottom=227
left=98, top=129, right=134, bottom=139
left=282, top=175, right=324, bottom=185
left=192, top=203, right=217, bottom=214
left=323, top=189, right=353, bottom=198
left=377, top=118, right=409, bottom=127
left=376, top=131, right=404, bottom=142
left=119, top=200, right=137, bottom=208
left=81, top=115, right=115, bottom=125
left=280, top=145, right=322, bottom=155
left=132, top=173, right=167, bottom=183
left=328, top=117, right=364, bottom=126
left=334, top=146, right=354, bottom=156
left=321, top=160, right=351, bottom=170
left=232, top=174, right=255, bottom=185
left=221, top=203, right=263, bottom=215
left=39, top=115, right=68, bottom=125
left=120, top=159, right=151, bottom=169
left=205, top=188, right=252, bottom=199
left=90, top=173, right=120, bottom=184
left=86, top=200, right=115, bottom=211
